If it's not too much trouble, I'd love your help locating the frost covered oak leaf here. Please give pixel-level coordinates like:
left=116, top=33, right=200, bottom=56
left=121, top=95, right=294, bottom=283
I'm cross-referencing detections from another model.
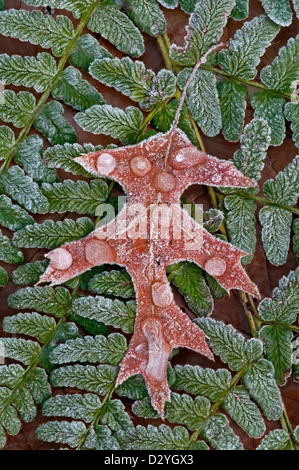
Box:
left=38, top=46, right=259, bottom=417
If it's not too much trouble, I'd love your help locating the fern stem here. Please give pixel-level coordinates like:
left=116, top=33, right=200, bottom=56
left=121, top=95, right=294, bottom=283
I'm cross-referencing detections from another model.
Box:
left=157, top=35, right=174, bottom=73
left=0, top=0, right=102, bottom=177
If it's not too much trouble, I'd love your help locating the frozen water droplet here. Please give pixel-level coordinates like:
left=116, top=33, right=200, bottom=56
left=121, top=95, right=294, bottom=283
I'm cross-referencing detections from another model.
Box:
left=205, top=257, right=226, bottom=276
left=50, top=248, right=73, bottom=271
left=154, top=172, right=176, bottom=192
left=151, top=282, right=172, bottom=307
left=96, top=153, right=116, bottom=175
left=84, top=239, right=116, bottom=265
left=170, top=147, right=207, bottom=170
left=130, top=156, right=152, bottom=177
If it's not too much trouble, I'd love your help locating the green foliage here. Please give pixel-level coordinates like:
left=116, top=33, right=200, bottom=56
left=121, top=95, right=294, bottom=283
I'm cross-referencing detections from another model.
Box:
left=217, top=80, right=248, bottom=142
left=13, top=217, right=94, bottom=249
left=76, top=104, right=143, bottom=144
left=50, top=333, right=127, bottom=366
left=12, top=260, right=49, bottom=286
left=41, top=179, right=108, bottom=215
left=90, top=57, right=176, bottom=111
left=0, top=53, right=57, bottom=93
left=0, top=0, right=297, bottom=452
left=177, top=68, right=222, bottom=137
left=88, top=270, right=135, bottom=299
left=69, top=34, right=112, bottom=72
left=0, top=166, right=50, bottom=214
left=72, top=296, right=136, bottom=333
left=0, top=90, right=36, bottom=128
left=88, top=2, right=144, bottom=58
left=14, top=135, right=58, bottom=184
left=52, top=67, right=105, bottom=112
left=260, top=0, right=293, bottom=27
left=120, top=0, right=166, bottom=37
left=34, top=101, right=77, bottom=145
left=258, top=268, right=299, bottom=385
left=218, top=15, right=280, bottom=80
left=0, top=9, right=74, bottom=56
left=167, top=262, right=213, bottom=316
left=44, top=143, right=103, bottom=177
left=170, top=0, right=235, bottom=66
left=260, top=157, right=299, bottom=265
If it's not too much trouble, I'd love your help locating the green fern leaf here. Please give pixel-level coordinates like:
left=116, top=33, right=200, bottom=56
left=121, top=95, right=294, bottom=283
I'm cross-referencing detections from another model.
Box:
left=201, top=414, right=243, bottom=450
left=257, top=429, right=291, bottom=450
left=0, top=166, right=49, bottom=214
left=251, top=92, right=286, bottom=146
left=260, top=0, right=292, bottom=27
left=75, top=104, right=143, bottom=145
left=88, top=3, right=144, bottom=58
left=177, top=68, right=222, bottom=137
left=231, top=0, right=249, bottom=20
left=242, top=359, right=283, bottom=420
left=0, top=195, right=34, bottom=231
left=115, top=375, right=148, bottom=401
left=197, top=318, right=263, bottom=371
left=42, top=393, right=101, bottom=423
left=1, top=338, right=41, bottom=365
left=101, top=399, right=134, bottom=432
left=12, top=260, right=49, bottom=286
left=0, top=230, right=24, bottom=265
left=259, top=325, right=293, bottom=386
left=88, top=270, right=134, bottom=298
left=69, top=34, right=112, bottom=72
left=50, top=364, right=117, bottom=395
left=258, top=268, right=299, bottom=324
left=121, top=0, right=166, bottom=37
left=90, top=57, right=176, bottom=111
left=221, top=385, right=265, bottom=438
left=0, top=126, right=15, bottom=161
left=217, top=15, right=280, bottom=80
left=260, top=35, right=299, bottom=93
left=0, top=267, right=8, bottom=287
left=179, top=0, right=197, bottom=13
left=25, top=368, right=51, bottom=405
left=217, top=80, right=248, bottom=142
left=293, top=218, right=299, bottom=260
left=14, top=135, right=57, bottom=184
left=0, top=9, right=74, bottom=56
left=44, top=142, right=102, bottom=177
left=170, top=0, right=235, bottom=66
left=13, top=217, right=94, bottom=249
left=52, top=66, right=105, bottom=112
left=151, top=99, right=198, bottom=145
left=8, top=286, right=72, bottom=317
left=50, top=333, right=127, bottom=366
left=224, top=196, right=256, bottom=264
left=260, top=157, right=299, bottom=265
left=34, top=101, right=77, bottom=145
left=0, top=52, right=57, bottom=93
left=36, top=420, right=88, bottom=448
left=0, top=90, right=35, bottom=128
left=3, top=313, right=57, bottom=343
left=167, top=262, right=213, bottom=317
left=11, top=387, right=36, bottom=422
left=41, top=179, right=108, bottom=215
left=285, top=102, right=299, bottom=149
left=22, top=0, right=92, bottom=19
left=72, top=296, right=136, bottom=334
left=116, top=424, right=203, bottom=450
